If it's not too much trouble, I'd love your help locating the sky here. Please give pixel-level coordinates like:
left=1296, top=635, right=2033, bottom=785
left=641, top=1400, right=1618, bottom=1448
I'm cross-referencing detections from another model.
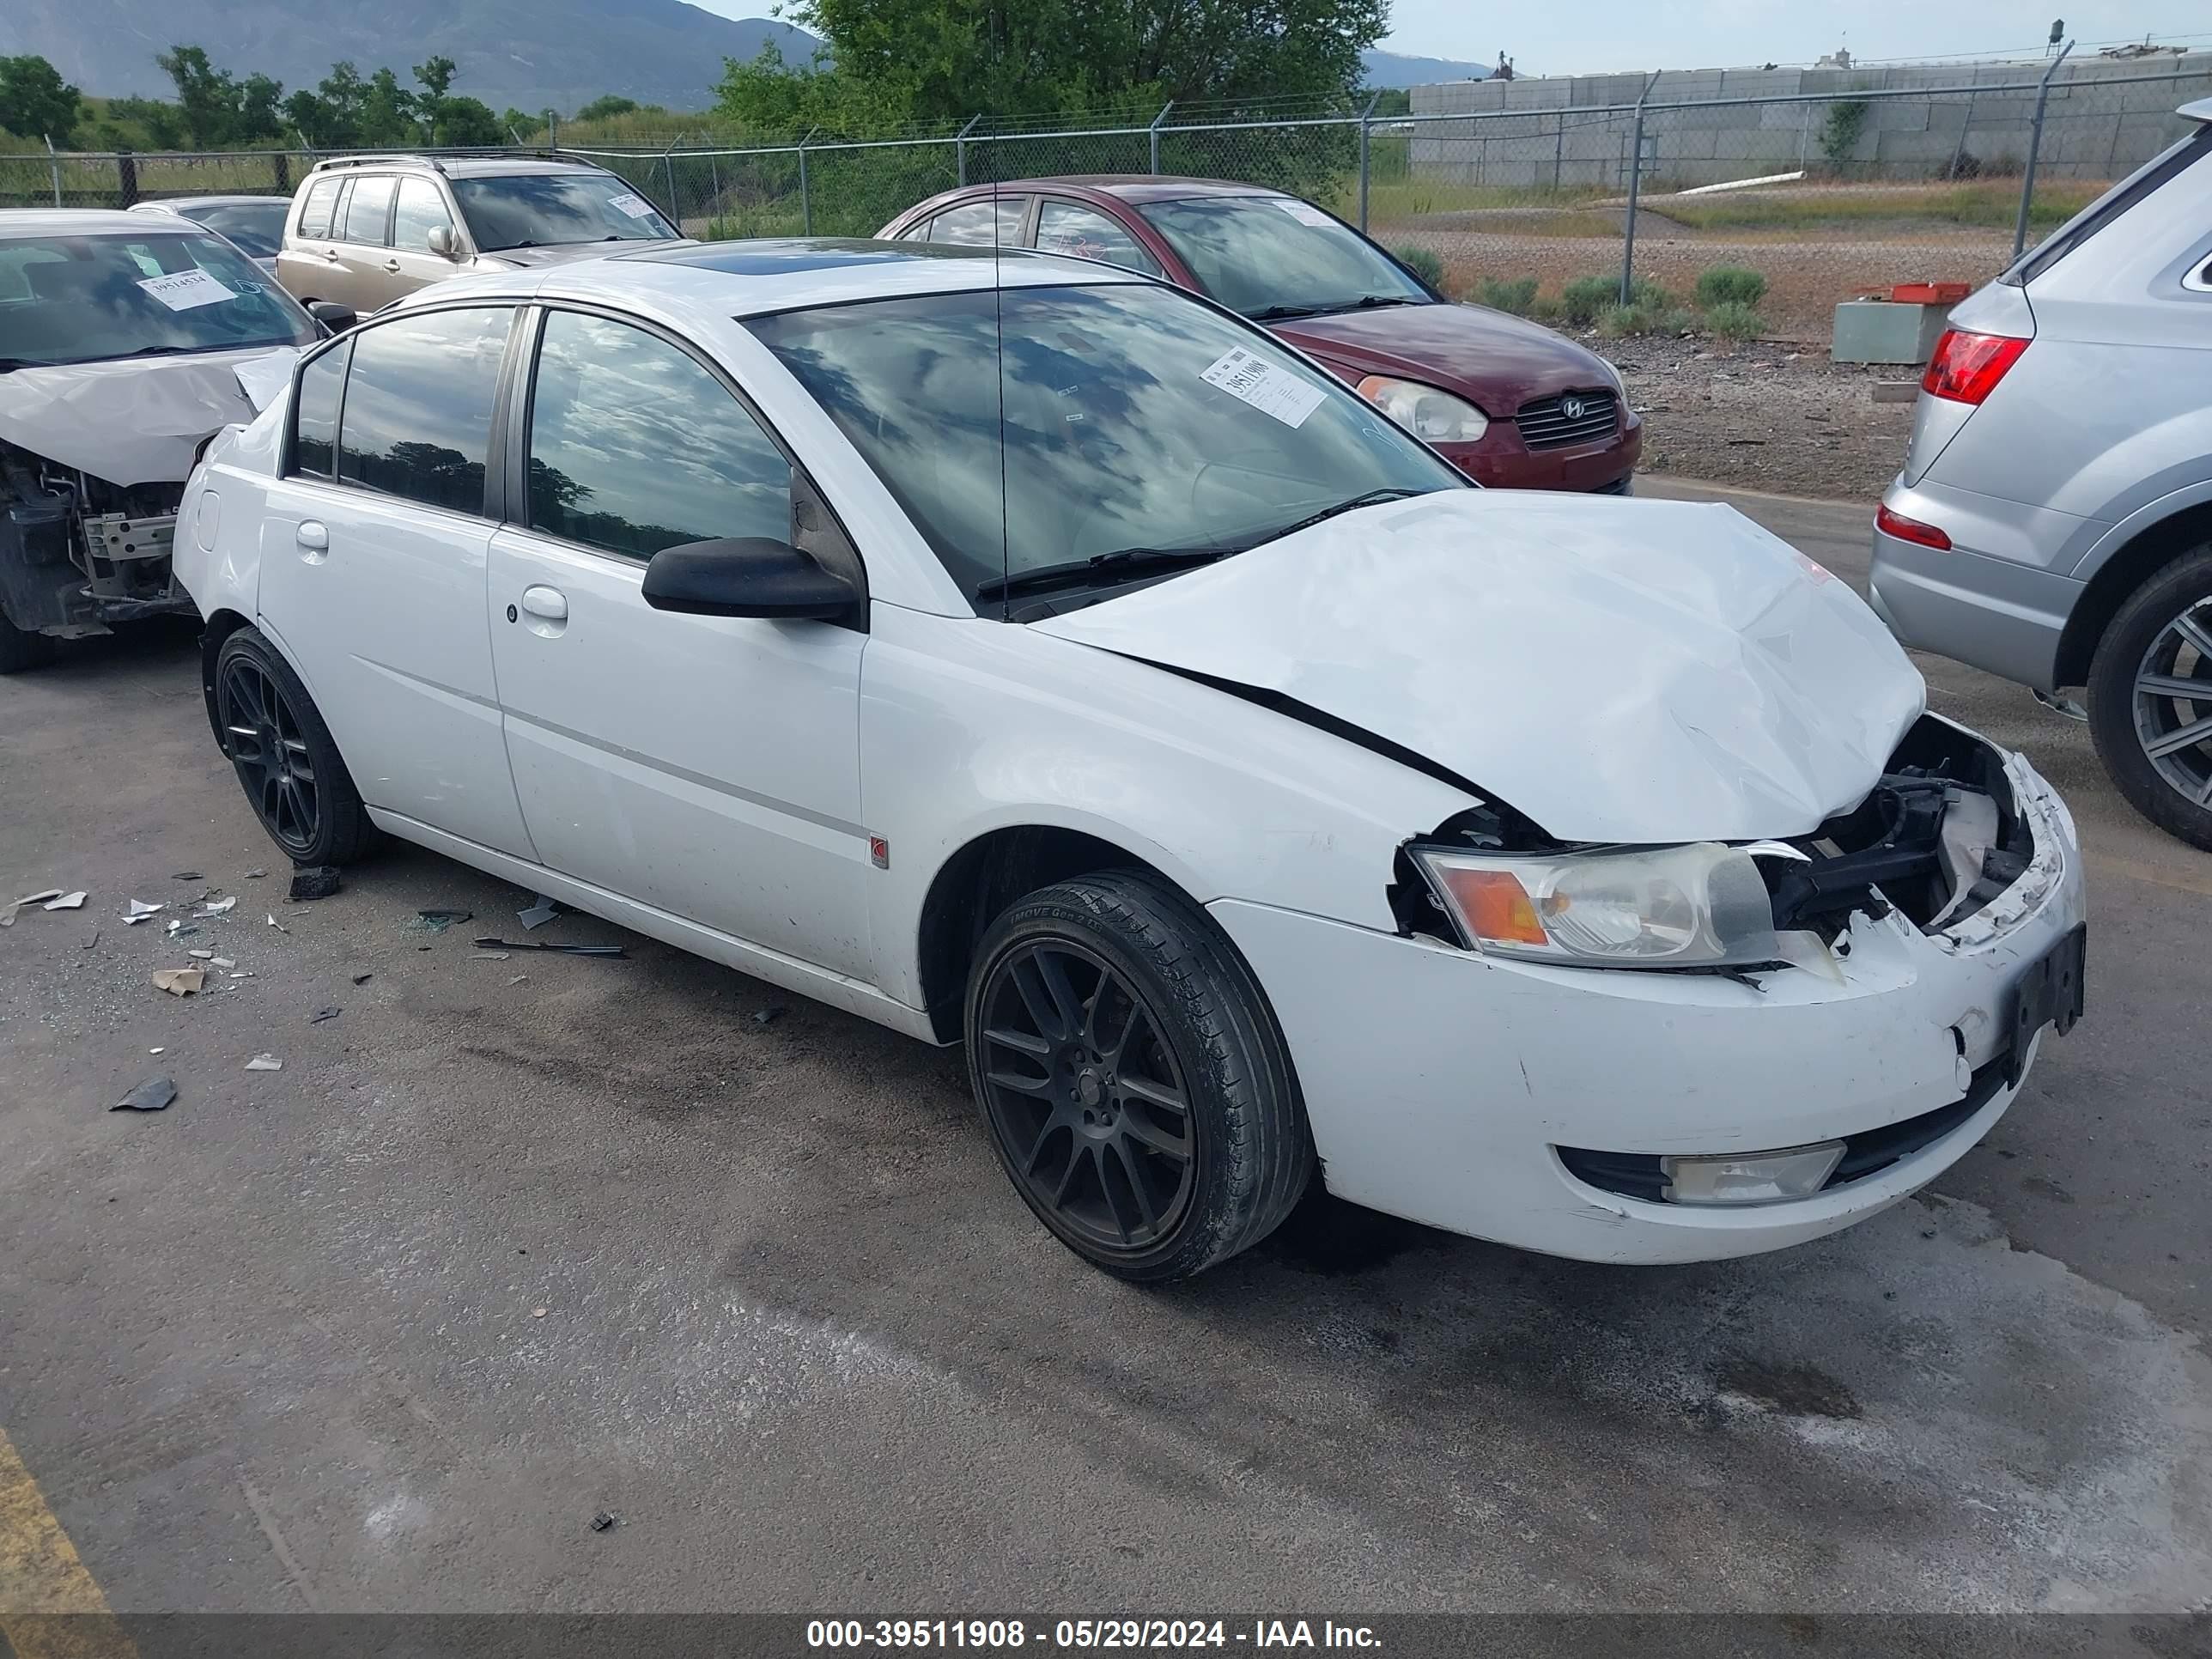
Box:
left=685, top=0, right=2206, bottom=76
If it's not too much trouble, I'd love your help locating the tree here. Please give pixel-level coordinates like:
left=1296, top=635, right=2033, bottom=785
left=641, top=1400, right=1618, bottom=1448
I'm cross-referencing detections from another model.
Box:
left=717, top=0, right=1389, bottom=130
left=575, top=94, right=639, bottom=122
left=359, top=67, right=416, bottom=144
left=434, top=95, right=504, bottom=147
left=286, top=60, right=368, bottom=147
left=0, top=54, right=82, bottom=143
left=411, top=55, right=457, bottom=139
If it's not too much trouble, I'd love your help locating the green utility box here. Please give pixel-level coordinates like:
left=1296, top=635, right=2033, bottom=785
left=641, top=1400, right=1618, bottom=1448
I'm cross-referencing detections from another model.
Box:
left=1832, top=301, right=1954, bottom=366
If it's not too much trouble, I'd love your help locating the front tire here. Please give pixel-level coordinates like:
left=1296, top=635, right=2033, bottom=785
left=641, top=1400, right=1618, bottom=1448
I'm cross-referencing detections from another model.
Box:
left=2087, top=547, right=2212, bottom=851
left=0, top=607, right=58, bottom=674
left=964, top=870, right=1312, bottom=1282
left=214, top=627, right=374, bottom=866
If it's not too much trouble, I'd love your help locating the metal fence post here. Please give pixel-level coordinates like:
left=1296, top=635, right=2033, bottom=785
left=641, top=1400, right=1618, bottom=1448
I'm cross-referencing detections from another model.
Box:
left=1356, top=92, right=1381, bottom=230
left=1620, top=73, right=1658, bottom=305
left=1149, top=101, right=1174, bottom=175
left=117, top=150, right=137, bottom=208
left=44, top=137, right=63, bottom=207
left=659, top=143, right=677, bottom=224
left=955, top=112, right=981, bottom=185
left=798, top=127, right=815, bottom=234
left=2014, top=41, right=2074, bottom=261
left=273, top=149, right=290, bottom=194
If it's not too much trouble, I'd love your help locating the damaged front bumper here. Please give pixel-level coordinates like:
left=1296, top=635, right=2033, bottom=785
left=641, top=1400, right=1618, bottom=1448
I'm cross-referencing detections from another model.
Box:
left=2, top=489, right=193, bottom=638
left=1208, top=730, right=2086, bottom=1266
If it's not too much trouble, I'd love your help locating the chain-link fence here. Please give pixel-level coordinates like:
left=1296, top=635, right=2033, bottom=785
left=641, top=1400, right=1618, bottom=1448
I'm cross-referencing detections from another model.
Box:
left=5, top=52, right=2207, bottom=352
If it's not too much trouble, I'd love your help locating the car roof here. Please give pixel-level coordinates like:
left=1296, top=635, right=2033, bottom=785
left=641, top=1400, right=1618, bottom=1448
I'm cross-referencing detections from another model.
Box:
left=2183, top=96, right=2212, bottom=124
left=0, top=207, right=218, bottom=238
left=393, top=236, right=1149, bottom=317
left=129, top=196, right=289, bottom=211
left=966, top=175, right=1286, bottom=204
left=307, top=155, right=609, bottom=180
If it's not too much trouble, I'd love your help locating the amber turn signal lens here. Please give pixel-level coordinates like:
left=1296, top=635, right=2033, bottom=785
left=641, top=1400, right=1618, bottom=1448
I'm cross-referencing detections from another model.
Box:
left=1436, top=866, right=1547, bottom=945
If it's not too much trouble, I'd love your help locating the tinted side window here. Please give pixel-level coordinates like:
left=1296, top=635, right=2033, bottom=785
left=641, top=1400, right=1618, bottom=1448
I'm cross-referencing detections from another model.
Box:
left=526, top=309, right=790, bottom=559
left=337, top=307, right=512, bottom=513
left=1036, top=200, right=1161, bottom=276
left=343, top=175, right=396, bottom=246
left=292, top=340, right=348, bottom=478
left=296, top=178, right=343, bottom=241
left=392, top=178, right=454, bottom=252
left=931, top=198, right=1024, bottom=247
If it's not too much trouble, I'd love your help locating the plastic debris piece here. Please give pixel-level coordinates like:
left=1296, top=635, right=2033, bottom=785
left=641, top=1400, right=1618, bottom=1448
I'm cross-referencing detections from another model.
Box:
left=198, top=896, right=238, bottom=916
left=112, top=1076, right=178, bottom=1113
left=15, top=890, right=64, bottom=907
left=44, top=891, right=87, bottom=911
left=81, top=931, right=99, bottom=949
left=350, top=970, right=373, bottom=985
left=752, top=1005, right=788, bottom=1026
left=589, top=1511, right=617, bottom=1533
left=472, top=937, right=624, bottom=957
left=124, top=899, right=165, bottom=923
left=517, top=895, right=562, bottom=931
left=266, top=914, right=288, bottom=932
left=230, top=972, right=252, bottom=979
left=171, top=872, right=204, bottom=882
left=411, top=908, right=472, bottom=934
left=507, top=975, right=529, bottom=986
left=289, top=865, right=342, bottom=902
left=244, top=868, right=269, bottom=879
left=532, top=1308, right=549, bottom=1318
left=472, top=950, right=512, bottom=961
left=308, top=1006, right=341, bottom=1024
left=245, top=1054, right=283, bottom=1072
left=152, top=967, right=204, bottom=996
left=188, top=948, right=216, bottom=960
left=209, top=957, right=234, bottom=969
left=149, top=1047, right=164, bottom=1054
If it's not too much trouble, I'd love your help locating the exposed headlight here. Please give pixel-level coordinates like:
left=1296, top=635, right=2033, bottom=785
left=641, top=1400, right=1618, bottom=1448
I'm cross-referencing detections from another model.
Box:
left=1355, top=374, right=1489, bottom=443
left=1409, top=842, right=1781, bottom=969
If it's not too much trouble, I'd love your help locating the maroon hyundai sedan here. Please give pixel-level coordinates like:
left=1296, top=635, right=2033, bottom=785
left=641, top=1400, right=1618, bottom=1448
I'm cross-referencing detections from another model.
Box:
left=878, top=176, right=1639, bottom=493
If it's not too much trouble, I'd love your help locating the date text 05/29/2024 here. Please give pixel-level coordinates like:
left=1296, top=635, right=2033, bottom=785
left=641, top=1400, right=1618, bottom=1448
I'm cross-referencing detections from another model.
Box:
left=806, top=1620, right=1382, bottom=1650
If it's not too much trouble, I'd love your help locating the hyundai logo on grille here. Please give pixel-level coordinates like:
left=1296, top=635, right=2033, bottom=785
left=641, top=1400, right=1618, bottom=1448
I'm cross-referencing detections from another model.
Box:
left=1561, top=395, right=1585, bottom=422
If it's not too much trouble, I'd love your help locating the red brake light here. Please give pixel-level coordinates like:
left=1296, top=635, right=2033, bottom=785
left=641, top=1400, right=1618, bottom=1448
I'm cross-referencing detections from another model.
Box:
left=1920, top=329, right=2027, bottom=404
left=1875, top=503, right=1952, bottom=551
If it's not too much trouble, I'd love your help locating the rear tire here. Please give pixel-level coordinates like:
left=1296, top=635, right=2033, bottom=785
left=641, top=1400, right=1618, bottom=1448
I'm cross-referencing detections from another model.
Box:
left=2087, top=547, right=2212, bottom=852
left=214, top=626, right=375, bottom=866
left=964, top=869, right=1312, bottom=1282
left=0, top=608, right=58, bottom=674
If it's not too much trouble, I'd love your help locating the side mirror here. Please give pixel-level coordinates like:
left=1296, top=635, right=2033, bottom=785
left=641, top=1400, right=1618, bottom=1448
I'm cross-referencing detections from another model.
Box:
left=427, top=223, right=460, bottom=259
left=307, top=301, right=357, bottom=332
left=641, top=538, right=857, bottom=622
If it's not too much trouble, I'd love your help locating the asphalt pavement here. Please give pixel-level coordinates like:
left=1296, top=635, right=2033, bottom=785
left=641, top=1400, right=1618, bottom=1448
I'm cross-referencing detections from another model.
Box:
left=0, top=478, right=2207, bottom=1635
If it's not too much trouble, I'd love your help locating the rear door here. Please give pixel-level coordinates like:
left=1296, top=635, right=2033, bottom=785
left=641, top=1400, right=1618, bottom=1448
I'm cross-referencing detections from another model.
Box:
left=486, top=305, right=872, bottom=975
left=280, top=173, right=349, bottom=305
left=325, top=173, right=398, bottom=311
left=256, top=302, right=536, bottom=857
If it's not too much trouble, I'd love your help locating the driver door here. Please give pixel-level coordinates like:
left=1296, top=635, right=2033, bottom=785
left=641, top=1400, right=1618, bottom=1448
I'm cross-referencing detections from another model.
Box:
left=487, top=305, right=873, bottom=979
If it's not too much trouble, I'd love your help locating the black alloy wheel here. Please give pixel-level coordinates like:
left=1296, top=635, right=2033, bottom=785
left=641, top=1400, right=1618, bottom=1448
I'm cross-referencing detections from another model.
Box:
left=218, top=653, right=321, bottom=858
left=975, top=939, right=1197, bottom=1255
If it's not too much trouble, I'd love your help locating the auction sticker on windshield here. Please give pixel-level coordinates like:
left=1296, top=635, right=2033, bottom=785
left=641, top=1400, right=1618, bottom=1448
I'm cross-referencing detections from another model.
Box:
left=606, top=192, right=656, bottom=219
left=1200, top=345, right=1325, bottom=428
left=1272, top=199, right=1337, bottom=228
left=137, top=269, right=236, bottom=311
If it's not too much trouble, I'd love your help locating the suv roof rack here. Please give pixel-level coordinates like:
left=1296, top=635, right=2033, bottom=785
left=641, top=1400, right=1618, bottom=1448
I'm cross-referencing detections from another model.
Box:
left=307, top=149, right=581, bottom=175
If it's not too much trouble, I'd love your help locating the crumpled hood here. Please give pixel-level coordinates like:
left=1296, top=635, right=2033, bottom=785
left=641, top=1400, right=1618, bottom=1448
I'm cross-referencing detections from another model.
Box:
left=1031, top=490, right=1925, bottom=843
left=0, top=345, right=297, bottom=488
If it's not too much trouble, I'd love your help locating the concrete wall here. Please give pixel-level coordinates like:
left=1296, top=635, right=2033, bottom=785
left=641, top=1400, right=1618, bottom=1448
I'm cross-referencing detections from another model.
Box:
left=1405, top=54, right=2212, bottom=190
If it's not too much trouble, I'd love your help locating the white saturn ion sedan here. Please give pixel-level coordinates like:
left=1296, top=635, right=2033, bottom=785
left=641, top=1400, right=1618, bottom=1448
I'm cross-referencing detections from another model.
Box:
left=172, top=239, right=2087, bottom=1282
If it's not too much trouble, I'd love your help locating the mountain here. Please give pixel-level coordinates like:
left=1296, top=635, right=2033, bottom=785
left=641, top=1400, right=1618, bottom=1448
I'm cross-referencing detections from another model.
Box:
left=0, top=0, right=818, bottom=115
left=1360, top=48, right=1493, bottom=88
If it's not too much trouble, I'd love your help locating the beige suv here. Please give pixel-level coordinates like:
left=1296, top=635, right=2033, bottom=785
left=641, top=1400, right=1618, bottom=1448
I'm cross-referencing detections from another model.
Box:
left=275, top=154, right=685, bottom=316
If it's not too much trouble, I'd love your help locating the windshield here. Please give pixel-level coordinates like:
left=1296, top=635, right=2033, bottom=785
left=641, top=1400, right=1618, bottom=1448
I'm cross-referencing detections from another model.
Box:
left=451, top=174, right=680, bottom=252
left=182, top=200, right=289, bottom=258
left=0, top=230, right=317, bottom=370
left=749, top=282, right=1463, bottom=603
left=1137, top=196, right=1431, bottom=319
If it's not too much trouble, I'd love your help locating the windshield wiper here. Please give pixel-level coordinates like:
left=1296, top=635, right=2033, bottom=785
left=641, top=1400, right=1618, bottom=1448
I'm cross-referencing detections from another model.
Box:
left=1255, top=487, right=1427, bottom=547
left=1345, top=294, right=1421, bottom=310
left=976, top=545, right=1231, bottom=603
left=1245, top=303, right=1327, bottom=322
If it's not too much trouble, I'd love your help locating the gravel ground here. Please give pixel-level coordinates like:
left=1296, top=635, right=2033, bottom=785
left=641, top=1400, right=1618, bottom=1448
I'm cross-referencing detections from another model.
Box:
left=1611, top=334, right=1919, bottom=500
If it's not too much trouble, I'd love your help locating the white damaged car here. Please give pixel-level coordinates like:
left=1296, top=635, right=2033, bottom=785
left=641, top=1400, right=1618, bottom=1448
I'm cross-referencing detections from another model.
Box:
left=0, top=210, right=321, bottom=671
left=172, top=241, right=2087, bottom=1280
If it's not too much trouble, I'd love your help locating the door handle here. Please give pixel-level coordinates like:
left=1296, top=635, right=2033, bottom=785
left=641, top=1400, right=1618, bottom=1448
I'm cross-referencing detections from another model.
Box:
left=382, top=259, right=402, bottom=274
left=295, top=520, right=328, bottom=552
left=520, top=585, right=568, bottom=622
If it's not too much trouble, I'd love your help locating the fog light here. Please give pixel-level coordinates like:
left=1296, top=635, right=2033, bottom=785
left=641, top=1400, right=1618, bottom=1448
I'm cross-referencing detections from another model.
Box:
left=1660, top=1142, right=1844, bottom=1206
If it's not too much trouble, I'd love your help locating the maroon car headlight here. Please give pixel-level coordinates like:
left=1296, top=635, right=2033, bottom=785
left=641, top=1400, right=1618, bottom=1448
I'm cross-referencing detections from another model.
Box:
left=1356, top=374, right=1489, bottom=443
